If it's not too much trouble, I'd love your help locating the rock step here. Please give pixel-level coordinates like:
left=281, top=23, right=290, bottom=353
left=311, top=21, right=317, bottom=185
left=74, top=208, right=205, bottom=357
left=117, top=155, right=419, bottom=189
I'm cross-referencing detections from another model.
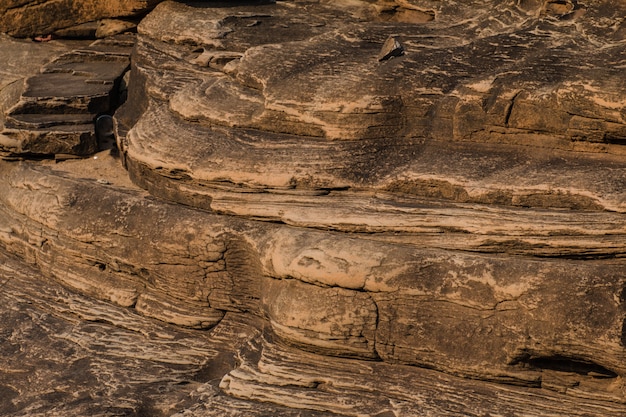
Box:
left=4, top=113, right=95, bottom=129
left=1, top=124, right=97, bottom=156
left=0, top=35, right=132, bottom=158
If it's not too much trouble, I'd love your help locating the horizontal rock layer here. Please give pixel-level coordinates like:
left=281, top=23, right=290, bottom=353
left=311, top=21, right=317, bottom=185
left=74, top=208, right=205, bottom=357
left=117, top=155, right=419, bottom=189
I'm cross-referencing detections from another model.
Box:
left=1, top=0, right=626, bottom=415
left=1, top=159, right=625, bottom=400
left=0, top=0, right=161, bottom=38
left=0, top=35, right=132, bottom=158
left=120, top=0, right=626, bottom=219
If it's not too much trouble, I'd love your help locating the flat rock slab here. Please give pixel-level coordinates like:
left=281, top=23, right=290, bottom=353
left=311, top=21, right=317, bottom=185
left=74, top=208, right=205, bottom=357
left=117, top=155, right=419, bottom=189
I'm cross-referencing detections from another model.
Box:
left=1, top=35, right=133, bottom=157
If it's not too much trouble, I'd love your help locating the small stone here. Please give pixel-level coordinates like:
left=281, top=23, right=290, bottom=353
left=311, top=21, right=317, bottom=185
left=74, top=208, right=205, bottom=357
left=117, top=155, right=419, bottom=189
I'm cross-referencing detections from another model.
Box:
left=378, top=36, right=404, bottom=61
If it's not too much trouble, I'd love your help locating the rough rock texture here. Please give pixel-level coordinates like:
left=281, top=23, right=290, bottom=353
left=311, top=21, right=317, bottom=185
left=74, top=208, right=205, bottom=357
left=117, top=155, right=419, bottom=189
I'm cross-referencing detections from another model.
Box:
left=2, top=155, right=626, bottom=416
left=1, top=0, right=626, bottom=415
left=121, top=0, right=626, bottom=213
left=0, top=35, right=132, bottom=158
left=0, top=0, right=161, bottom=38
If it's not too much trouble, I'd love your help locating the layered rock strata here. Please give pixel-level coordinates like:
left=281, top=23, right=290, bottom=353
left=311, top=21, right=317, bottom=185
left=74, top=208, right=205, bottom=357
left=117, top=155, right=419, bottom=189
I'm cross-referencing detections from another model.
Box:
left=1, top=0, right=626, bottom=415
left=0, top=0, right=160, bottom=38
left=0, top=35, right=132, bottom=158
left=2, top=155, right=626, bottom=415
left=118, top=0, right=625, bottom=406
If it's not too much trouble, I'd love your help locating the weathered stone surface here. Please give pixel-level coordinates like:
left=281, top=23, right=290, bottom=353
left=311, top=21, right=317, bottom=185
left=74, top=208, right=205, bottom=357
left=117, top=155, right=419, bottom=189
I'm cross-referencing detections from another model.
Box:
left=1, top=157, right=625, bottom=398
left=120, top=0, right=626, bottom=221
left=1, top=0, right=626, bottom=415
left=0, top=35, right=133, bottom=158
left=2, top=157, right=626, bottom=415
left=262, top=277, right=379, bottom=359
left=0, top=250, right=263, bottom=416
left=0, top=0, right=161, bottom=38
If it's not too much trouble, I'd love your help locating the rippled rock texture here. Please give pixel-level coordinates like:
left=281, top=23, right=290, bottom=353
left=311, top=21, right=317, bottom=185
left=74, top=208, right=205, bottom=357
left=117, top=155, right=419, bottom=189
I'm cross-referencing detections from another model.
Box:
left=1, top=0, right=626, bottom=415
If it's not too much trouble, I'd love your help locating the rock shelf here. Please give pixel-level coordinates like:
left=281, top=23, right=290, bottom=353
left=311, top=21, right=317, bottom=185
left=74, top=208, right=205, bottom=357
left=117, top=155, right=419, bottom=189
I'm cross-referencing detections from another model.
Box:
left=1, top=1, right=626, bottom=415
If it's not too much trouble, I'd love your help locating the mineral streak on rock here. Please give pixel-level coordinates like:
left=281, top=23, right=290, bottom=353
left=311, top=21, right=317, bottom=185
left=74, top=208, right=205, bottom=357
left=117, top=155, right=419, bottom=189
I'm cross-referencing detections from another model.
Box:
left=1, top=0, right=626, bottom=416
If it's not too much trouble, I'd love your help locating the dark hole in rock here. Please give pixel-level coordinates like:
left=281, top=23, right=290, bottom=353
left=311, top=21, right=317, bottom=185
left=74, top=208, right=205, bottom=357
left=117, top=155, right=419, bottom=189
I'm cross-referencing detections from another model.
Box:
left=528, top=356, right=617, bottom=378
left=95, top=114, right=119, bottom=154
left=603, top=133, right=626, bottom=145
left=622, top=317, right=626, bottom=347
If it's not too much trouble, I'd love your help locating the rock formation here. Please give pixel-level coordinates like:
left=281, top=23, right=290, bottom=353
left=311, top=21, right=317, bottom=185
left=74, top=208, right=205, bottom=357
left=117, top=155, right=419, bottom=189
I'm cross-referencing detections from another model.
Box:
left=1, top=0, right=626, bottom=415
left=0, top=0, right=160, bottom=38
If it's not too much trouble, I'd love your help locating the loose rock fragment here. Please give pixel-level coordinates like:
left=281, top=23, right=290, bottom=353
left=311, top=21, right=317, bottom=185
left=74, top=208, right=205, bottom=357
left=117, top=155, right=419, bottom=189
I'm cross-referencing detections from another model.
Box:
left=378, top=35, right=404, bottom=61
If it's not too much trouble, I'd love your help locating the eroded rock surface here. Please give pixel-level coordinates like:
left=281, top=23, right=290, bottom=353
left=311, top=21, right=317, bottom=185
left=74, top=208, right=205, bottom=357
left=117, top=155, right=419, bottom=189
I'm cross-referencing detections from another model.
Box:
left=0, top=35, right=133, bottom=158
left=1, top=0, right=626, bottom=415
left=121, top=0, right=626, bottom=214
left=0, top=0, right=160, bottom=38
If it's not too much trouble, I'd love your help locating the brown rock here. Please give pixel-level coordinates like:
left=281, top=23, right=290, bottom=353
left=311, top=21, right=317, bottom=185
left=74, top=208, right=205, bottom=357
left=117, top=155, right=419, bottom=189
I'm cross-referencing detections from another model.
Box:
left=0, top=0, right=161, bottom=38
left=1, top=0, right=626, bottom=415
left=377, top=35, right=404, bottom=61
left=0, top=35, right=133, bottom=157
left=95, top=19, right=137, bottom=38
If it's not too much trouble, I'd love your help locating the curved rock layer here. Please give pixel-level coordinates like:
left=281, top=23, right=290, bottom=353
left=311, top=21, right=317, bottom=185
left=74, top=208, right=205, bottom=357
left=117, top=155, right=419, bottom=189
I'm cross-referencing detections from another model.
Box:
left=119, top=1, right=626, bottom=218
left=5, top=250, right=626, bottom=416
left=0, top=0, right=625, bottom=415
left=1, top=157, right=626, bottom=403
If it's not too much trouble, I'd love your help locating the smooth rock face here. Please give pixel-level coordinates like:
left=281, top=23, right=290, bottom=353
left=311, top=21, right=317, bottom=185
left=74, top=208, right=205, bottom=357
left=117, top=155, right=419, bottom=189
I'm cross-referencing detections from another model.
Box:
left=1, top=0, right=626, bottom=415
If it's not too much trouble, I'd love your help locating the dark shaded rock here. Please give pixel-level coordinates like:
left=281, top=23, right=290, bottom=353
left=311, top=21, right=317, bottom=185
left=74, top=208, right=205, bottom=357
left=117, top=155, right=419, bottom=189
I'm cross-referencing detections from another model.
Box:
left=377, top=35, right=404, bottom=61
left=0, top=35, right=133, bottom=158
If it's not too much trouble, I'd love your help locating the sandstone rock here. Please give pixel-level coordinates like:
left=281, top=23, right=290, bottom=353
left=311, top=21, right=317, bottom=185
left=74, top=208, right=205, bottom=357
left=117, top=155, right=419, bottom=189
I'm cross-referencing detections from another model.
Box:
left=0, top=251, right=263, bottom=415
left=95, top=19, right=138, bottom=38
left=1, top=157, right=625, bottom=398
left=262, top=278, right=379, bottom=359
left=377, top=35, right=404, bottom=61
left=1, top=0, right=626, bottom=415
left=0, top=35, right=133, bottom=158
left=119, top=0, right=626, bottom=221
left=0, top=0, right=161, bottom=38
left=52, top=21, right=99, bottom=39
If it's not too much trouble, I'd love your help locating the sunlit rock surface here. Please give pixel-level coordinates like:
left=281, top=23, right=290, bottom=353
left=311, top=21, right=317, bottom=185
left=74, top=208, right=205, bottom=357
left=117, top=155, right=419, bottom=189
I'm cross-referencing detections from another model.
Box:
left=0, top=0, right=161, bottom=38
left=1, top=0, right=626, bottom=415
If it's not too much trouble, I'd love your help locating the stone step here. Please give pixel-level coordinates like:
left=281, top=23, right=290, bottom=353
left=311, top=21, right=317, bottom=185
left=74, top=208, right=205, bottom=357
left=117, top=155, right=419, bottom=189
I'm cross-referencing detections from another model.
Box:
left=8, top=72, right=117, bottom=115
left=1, top=124, right=96, bottom=156
left=5, top=113, right=95, bottom=129
left=1, top=35, right=132, bottom=157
